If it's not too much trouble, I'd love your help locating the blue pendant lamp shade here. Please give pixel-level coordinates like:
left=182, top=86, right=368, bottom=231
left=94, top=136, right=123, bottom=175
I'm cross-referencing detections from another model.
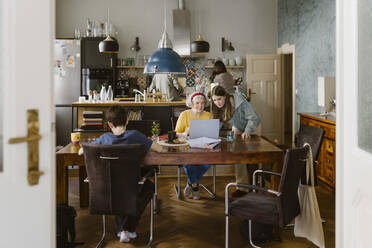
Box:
left=144, top=48, right=186, bottom=74
left=144, top=28, right=186, bottom=75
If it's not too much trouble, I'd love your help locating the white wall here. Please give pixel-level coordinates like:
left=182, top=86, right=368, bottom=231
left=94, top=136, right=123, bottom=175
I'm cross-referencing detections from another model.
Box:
left=56, top=0, right=277, bottom=60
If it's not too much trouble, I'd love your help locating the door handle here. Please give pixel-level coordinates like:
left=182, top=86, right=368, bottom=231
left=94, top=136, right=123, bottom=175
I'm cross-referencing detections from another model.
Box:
left=247, top=88, right=257, bottom=102
left=8, top=109, right=44, bottom=186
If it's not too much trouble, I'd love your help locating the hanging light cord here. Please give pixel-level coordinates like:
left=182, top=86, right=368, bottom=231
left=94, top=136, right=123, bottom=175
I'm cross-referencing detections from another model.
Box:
left=198, top=9, right=201, bottom=35
left=163, top=0, right=167, bottom=33
left=107, top=8, right=110, bottom=35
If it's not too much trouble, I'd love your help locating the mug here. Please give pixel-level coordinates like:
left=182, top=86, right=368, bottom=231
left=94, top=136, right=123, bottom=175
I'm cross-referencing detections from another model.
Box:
left=78, top=96, right=86, bottom=103
left=71, top=132, right=81, bottom=144
left=168, top=131, right=176, bottom=143
left=235, top=56, right=243, bottom=66
left=222, top=58, right=228, bottom=66
left=229, top=59, right=236, bottom=66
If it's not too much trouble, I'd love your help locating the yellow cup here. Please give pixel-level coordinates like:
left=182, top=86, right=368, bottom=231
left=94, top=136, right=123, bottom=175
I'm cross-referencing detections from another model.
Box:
left=71, top=132, right=81, bottom=144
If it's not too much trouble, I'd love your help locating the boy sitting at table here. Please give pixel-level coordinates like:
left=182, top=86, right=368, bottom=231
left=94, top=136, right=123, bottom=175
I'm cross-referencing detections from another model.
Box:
left=79, top=105, right=162, bottom=243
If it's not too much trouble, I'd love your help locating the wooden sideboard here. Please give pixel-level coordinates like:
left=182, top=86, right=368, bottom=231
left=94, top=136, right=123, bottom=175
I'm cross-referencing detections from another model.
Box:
left=298, top=113, right=336, bottom=190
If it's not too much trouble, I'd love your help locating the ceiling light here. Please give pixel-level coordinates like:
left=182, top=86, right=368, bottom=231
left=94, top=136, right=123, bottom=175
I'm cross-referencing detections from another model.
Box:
left=99, top=8, right=119, bottom=53
left=144, top=0, right=186, bottom=75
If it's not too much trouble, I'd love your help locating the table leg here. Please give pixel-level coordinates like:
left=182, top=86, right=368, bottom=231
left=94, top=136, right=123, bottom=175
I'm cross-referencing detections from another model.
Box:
left=56, top=154, right=67, bottom=204
left=79, top=166, right=89, bottom=208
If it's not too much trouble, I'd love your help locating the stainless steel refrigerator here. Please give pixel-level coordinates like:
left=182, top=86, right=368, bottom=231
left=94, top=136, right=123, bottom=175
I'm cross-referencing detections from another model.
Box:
left=54, top=39, right=81, bottom=146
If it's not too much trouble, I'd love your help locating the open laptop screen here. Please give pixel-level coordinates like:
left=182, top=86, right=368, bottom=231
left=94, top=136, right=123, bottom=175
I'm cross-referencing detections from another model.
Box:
left=189, top=119, right=220, bottom=139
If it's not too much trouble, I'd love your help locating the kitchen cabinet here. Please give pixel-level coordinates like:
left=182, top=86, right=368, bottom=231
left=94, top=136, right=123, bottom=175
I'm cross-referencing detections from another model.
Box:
left=298, top=113, right=336, bottom=190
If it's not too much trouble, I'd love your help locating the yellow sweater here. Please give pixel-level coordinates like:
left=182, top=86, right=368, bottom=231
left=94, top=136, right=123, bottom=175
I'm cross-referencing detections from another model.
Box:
left=175, top=110, right=213, bottom=133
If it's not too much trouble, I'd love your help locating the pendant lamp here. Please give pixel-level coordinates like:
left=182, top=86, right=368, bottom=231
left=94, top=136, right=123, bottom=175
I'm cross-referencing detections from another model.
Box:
left=191, top=35, right=210, bottom=53
left=144, top=0, right=186, bottom=75
left=191, top=10, right=209, bottom=53
left=99, top=8, right=119, bottom=53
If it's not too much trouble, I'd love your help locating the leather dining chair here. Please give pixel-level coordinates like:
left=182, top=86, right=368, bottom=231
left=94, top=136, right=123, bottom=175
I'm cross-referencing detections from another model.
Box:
left=127, top=119, right=161, bottom=212
left=295, top=124, right=325, bottom=185
left=224, top=146, right=308, bottom=248
left=83, top=143, right=155, bottom=248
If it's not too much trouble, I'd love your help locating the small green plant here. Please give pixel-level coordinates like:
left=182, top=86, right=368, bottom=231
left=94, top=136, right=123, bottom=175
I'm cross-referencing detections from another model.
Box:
left=151, top=121, right=161, bottom=137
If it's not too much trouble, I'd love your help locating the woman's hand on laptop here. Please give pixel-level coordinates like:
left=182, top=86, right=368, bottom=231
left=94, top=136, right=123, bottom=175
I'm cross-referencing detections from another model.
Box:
left=241, top=132, right=251, bottom=140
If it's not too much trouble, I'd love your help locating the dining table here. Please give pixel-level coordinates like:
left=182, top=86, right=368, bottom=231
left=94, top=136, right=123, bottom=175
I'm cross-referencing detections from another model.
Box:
left=56, top=135, right=284, bottom=208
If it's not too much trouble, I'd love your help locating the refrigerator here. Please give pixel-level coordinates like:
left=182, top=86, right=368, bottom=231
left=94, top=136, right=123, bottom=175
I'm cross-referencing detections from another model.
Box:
left=54, top=39, right=81, bottom=146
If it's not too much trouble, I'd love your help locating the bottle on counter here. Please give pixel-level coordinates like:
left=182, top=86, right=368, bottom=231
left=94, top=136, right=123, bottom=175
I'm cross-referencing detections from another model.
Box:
left=100, top=85, right=106, bottom=102
left=88, top=90, right=93, bottom=102
left=106, top=85, right=113, bottom=102
left=93, top=90, right=98, bottom=102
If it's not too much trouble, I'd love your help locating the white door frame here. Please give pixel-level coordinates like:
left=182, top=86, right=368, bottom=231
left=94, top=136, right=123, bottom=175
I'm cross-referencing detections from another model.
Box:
left=337, top=0, right=372, bottom=247
left=0, top=0, right=56, bottom=247
left=277, top=43, right=296, bottom=145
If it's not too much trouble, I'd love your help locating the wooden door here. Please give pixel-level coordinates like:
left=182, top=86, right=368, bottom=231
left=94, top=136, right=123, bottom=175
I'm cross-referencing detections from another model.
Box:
left=0, top=0, right=55, bottom=247
left=247, top=54, right=283, bottom=144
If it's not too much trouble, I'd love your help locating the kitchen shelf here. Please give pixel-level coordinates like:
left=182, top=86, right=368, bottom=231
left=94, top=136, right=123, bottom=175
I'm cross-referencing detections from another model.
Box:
left=117, top=66, right=145, bottom=69
left=205, top=65, right=244, bottom=69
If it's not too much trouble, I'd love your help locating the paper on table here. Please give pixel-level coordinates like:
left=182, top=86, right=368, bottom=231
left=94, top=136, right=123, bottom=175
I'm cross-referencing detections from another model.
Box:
left=187, top=137, right=221, bottom=149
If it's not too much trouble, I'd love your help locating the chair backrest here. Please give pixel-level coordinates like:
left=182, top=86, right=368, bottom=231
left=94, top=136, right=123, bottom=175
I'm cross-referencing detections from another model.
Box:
left=126, top=120, right=159, bottom=137
left=295, top=125, right=325, bottom=184
left=277, top=146, right=309, bottom=227
left=83, top=143, right=145, bottom=216
left=295, top=125, right=324, bottom=164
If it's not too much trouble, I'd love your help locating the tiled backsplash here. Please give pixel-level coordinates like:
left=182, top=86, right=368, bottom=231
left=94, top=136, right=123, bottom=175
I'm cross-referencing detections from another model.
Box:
left=118, top=57, right=245, bottom=94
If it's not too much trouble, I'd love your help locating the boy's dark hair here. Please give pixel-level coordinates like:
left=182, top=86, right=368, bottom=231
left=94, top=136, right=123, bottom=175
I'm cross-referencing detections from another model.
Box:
left=106, top=106, right=128, bottom=127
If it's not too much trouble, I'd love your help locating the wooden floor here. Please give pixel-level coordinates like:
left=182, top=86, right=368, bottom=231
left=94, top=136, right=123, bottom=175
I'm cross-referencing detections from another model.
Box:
left=70, top=176, right=335, bottom=248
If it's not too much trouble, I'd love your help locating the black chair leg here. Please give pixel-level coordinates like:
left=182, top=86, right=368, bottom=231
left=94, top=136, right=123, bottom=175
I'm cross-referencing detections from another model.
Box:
left=154, top=170, right=159, bottom=213
left=96, top=215, right=106, bottom=248
left=146, top=198, right=154, bottom=248
left=249, top=220, right=261, bottom=248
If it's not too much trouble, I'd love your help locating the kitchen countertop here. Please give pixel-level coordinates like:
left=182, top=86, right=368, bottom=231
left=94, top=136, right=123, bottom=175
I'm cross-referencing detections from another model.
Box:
left=72, top=99, right=186, bottom=107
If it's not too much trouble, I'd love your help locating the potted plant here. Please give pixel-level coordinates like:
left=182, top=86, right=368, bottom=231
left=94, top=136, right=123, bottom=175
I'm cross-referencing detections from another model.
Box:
left=151, top=121, right=161, bottom=141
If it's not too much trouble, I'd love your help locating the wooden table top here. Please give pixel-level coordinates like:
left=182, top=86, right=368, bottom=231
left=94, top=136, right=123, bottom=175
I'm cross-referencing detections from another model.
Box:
left=57, top=135, right=283, bottom=166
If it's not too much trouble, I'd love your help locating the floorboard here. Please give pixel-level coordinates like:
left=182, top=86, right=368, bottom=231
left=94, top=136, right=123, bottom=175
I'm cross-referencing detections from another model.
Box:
left=69, top=176, right=335, bottom=248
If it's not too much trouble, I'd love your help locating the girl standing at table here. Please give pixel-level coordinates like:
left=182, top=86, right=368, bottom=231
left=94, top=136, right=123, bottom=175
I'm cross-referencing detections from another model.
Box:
left=211, top=85, right=260, bottom=198
left=175, top=92, right=212, bottom=200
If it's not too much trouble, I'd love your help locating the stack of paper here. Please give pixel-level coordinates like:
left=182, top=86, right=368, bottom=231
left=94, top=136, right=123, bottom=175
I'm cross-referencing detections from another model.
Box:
left=187, top=137, right=221, bottom=149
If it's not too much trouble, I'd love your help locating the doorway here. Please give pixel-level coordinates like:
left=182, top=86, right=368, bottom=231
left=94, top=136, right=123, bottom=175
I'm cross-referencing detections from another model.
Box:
left=278, top=43, right=296, bottom=148
left=282, top=54, right=293, bottom=148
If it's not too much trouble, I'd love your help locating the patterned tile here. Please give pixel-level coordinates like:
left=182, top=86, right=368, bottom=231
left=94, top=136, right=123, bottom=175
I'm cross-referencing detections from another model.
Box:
left=137, top=75, right=147, bottom=91
left=127, top=69, right=137, bottom=78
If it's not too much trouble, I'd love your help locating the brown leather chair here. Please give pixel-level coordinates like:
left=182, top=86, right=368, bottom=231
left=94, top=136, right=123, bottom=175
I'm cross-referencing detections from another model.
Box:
left=295, top=124, right=325, bottom=185
left=127, top=120, right=161, bottom=212
left=83, top=143, right=155, bottom=248
left=225, top=146, right=308, bottom=248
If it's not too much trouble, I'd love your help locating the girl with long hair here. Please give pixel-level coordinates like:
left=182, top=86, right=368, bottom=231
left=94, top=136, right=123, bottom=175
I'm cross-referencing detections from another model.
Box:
left=211, top=85, right=260, bottom=197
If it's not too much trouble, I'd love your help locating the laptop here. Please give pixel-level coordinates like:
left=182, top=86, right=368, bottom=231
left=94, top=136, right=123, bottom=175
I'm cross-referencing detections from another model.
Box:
left=189, top=119, right=220, bottom=139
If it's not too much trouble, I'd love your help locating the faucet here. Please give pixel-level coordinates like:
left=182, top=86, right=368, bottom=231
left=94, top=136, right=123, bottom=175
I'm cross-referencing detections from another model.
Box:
left=133, top=89, right=146, bottom=101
